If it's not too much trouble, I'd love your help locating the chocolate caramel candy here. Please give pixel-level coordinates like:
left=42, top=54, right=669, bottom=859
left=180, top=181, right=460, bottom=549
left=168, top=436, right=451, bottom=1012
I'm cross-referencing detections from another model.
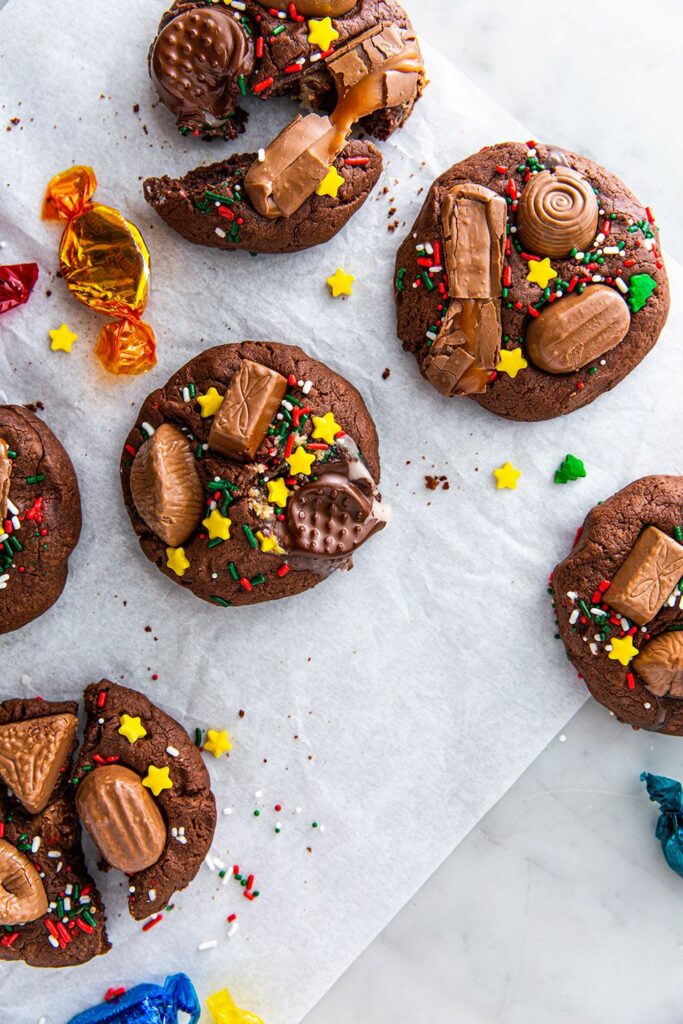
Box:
left=254, top=0, right=357, bottom=12
left=525, top=286, right=630, bottom=374
left=208, top=359, right=287, bottom=462
left=636, top=631, right=683, bottom=698
left=286, top=471, right=377, bottom=557
left=150, top=7, right=254, bottom=130
left=0, top=713, right=78, bottom=815
left=0, top=438, right=11, bottom=519
left=130, top=423, right=204, bottom=547
left=76, top=765, right=166, bottom=874
left=0, top=840, right=48, bottom=926
left=607, top=526, right=683, bottom=627
left=517, top=167, right=598, bottom=258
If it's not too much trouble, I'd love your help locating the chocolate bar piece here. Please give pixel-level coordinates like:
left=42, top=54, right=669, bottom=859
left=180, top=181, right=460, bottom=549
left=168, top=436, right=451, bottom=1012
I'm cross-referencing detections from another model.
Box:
left=423, top=298, right=501, bottom=396
left=636, top=631, right=683, bottom=698
left=0, top=438, right=11, bottom=520
left=327, top=23, right=423, bottom=121
left=607, top=526, right=683, bottom=626
left=442, top=183, right=506, bottom=299
left=208, top=360, right=287, bottom=462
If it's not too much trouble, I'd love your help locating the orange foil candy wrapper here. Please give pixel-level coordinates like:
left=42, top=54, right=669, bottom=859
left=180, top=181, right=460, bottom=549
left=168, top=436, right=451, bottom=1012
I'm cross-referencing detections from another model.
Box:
left=42, top=166, right=156, bottom=375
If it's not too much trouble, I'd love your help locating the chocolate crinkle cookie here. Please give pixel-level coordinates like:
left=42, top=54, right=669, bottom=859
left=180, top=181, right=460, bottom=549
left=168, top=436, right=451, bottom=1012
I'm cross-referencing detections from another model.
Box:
left=120, top=341, right=387, bottom=607
left=552, top=476, right=683, bottom=735
left=395, top=142, right=669, bottom=421
left=0, top=405, right=81, bottom=635
left=144, top=0, right=425, bottom=254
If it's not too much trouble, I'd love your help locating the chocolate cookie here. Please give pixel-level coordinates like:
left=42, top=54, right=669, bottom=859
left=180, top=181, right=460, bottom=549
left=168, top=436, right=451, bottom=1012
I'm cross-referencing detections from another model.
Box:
left=120, top=342, right=386, bottom=607
left=0, top=698, right=110, bottom=967
left=395, top=142, right=669, bottom=421
left=0, top=406, right=82, bottom=634
left=73, top=681, right=216, bottom=920
left=144, top=1, right=425, bottom=254
left=552, top=477, right=683, bottom=736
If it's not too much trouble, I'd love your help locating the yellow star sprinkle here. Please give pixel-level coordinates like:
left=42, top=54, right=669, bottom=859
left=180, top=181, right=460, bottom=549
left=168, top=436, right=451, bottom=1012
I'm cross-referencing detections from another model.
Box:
left=316, top=165, right=345, bottom=199
left=166, top=546, right=190, bottom=577
left=526, top=257, right=558, bottom=289
left=311, top=411, right=342, bottom=445
left=197, top=387, right=224, bottom=418
left=497, top=347, right=528, bottom=379
left=118, top=714, right=147, bottom=745
left=307, top=16, right=339, bottom=51
left=493, top=462, right=521, bottom=490
left=49, top=323, right=78, bottom=353
left=286, top=445, right=316, bottom=476
left=204, top=729, right=232, bottom=758
left=256, top=530, right=284, bottom=555
left=142, top=764, right=173, bottom=797
left=267, top=478, right=291, bottom=507
left=202, top=508, right=232, bottom=541
left=608, top=634, right=639, bottom=666
left=326, top=267, right=355, bottom=298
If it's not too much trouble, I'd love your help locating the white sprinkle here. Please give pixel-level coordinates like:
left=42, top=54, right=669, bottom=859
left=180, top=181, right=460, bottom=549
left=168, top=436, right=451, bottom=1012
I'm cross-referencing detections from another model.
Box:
left=574, top=251, right=585, bottom=261
left=620, top=617, right=630, bottom=631
left=567, top=591, right=578, bottom=602
left=302, top=380, right=313, bottom=395
left=215, top=227, right=227, bottom=238
left=213, top=856, right=226, bottom=870
left=254, top=790, right=263, bottom=798
left=198, top=940, right=219, bottom=951
left=0, top=574, right=9, bottom=590
left=590, top=643, right=599, bottom=656
left=603, top=245, right=620, bottom=255
left=98, top=717, right=104, bottom=725
left=140, top=422, right=155, bottom=439
left=205, top=854, right=216, bottom=872
left=558, top=734, right=567, bottom=743
left=591, top=274, right=604, bottom=283
left=80, top=895, right=91, bottom=905
left=48, top=935, right=59, bottom=949
left=56, top=862, right=62, bottom=874
left=63, top=897, right=71, bottom=911
left=569, top=609, right=579, bottom=625
left=223, top=807, right=233, bottom=815
left=65, top=884, right=72, bottom=896
left=7, top=499, right=19, bottom=516
left=425, top=331, right=437, bottom=343
left=319, top=825, right=326, bottom=833
left=594, top=233, right=606, bottom=245
left=148, top=889, right=156, bottom=902
left=47, top=850, right=61, bottom=859
left=643, top=237, right=655, bottom=251
left=211, top=572, right=218, bottom=580
left=295, top=806, right=302, bottom=814
left=182, top=386, right=191, bottom=402
left=228, top=920, right=239, bottom=937
left=644, top=702, right=652, bottom=710
left=275, top=821, right=282, bottom=831
left=38, top=1018, right=47, bottom=1024
left=129, top=886, right=136, bottom=895
left=258, top=148, right=266, bottom=163
left=166, top=745, right=180, bottom=757
left=31, top=836, right=41, bottom=854
left=281, top=399, right=293, bottom=412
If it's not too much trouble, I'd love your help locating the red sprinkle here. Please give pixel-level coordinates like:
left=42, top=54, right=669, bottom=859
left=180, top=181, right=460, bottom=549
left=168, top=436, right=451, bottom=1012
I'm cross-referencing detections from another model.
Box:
left=277, top=564, right=290, bottom=578
left=626, top=673, right=636, bottom=690
left=503, top=266, right=512, bottom=287
left=97, top=689, right=107, bottom=709
left=345, top=156, right=369, bottom=166
left=255, top=37, right=264, bottom=59
left=495, top=165, right=508, bottom=175
left=240, top=578, right=253, bottom=592
left=284, top=432, right=295, bottom=459
left=246, top=874, right=255, bottom=891
left=125, top=444, right=137, bottom=457
left=142, top=914, right=163, bottom=932
left=105, top=988, right=126, bottom=1003
left=527, top=305, right=540, bottom=318
left=284, top=63, right=302, bottom=74
left=217, top=206, right=235, bottom=220
left=228, top=913, right=238, bottom=923
left=253, top=76, right=274, bottom=95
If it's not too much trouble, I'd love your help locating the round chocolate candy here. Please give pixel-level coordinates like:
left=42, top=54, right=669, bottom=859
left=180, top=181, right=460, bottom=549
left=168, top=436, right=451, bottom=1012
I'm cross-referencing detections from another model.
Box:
left=517, top=168, right=599, bottom=258
left=0, top=839, right=48, bottom=926
left=525, top=285, right=631, bottom=374
left=130, top=423, right=204, bottom=548
left=76, top=765, right=167, bottom=874
left=286, top=472, right=375, bottom=557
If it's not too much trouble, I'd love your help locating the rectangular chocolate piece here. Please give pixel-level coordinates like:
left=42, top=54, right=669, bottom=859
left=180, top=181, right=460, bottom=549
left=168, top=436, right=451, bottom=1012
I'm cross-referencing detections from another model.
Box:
left=607, top=526, right=683, bottom=626
left=442, top=183, right=507, bottom=300
left=423, top=298, right=501, bottom=396
left=0, top=438, right=12, bottom=520
left=208, top=360, right=287, bottom=463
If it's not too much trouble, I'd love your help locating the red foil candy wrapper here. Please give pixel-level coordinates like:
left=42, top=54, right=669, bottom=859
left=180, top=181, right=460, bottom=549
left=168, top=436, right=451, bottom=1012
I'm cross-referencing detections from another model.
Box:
left=0, top=263, right=39, bottom=315
left=42, top=166, right=156, bottom=375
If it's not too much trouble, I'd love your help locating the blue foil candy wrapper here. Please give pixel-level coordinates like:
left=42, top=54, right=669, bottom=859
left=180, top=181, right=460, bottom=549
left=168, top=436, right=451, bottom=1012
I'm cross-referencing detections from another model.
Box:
left=66, top=974, right=200, bottom=1024
left=641, top=771, right=683, bottom=877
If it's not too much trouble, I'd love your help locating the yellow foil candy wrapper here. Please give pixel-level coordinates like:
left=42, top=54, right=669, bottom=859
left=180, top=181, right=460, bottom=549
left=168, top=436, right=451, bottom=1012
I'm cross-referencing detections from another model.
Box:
left=43, top=166, right=156, bottom=375
left=207, top=989, right=265, bottom=1024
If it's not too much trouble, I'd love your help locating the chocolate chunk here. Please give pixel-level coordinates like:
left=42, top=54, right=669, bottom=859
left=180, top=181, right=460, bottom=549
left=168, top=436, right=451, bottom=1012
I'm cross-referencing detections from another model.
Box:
left=636, top=632, right=683, bottom=698
left=244, top=114, right=341, bottom=220
left=0, top=713, right=78, bottom=815
left=76, top=765, right=167, bottom=875
left=441, top=183, right=506, bottom=299
left=150, top=7, right=254, bottom=132
left=526, top=285, right=631, bottom=374
left=286, top=471, right=378, bottom=557
left=0, top=438, right=11, bottom=520
left=423, top=298, right=501, bottom=396
left=130, top=423, right=204, bottom=547
left=608, top=526, right=683, bottom=626
left=208, top=359, right=287, bottom=462
left=517, top=167, right=599, bottom=258
left=545, top=146, right=571, bottom=170
left=0, top=840, right=48, bottom=926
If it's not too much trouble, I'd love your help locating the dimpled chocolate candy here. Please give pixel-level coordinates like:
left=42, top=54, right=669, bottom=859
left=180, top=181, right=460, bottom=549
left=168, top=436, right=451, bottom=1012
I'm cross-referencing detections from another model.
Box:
left=517, top=167, right=599, bottom=258
left=0, top=437, right=11, bottom=519
left=208, top=359, right=287, bottom=461
left=526, top=285, right=631, bottom=374
left=0, top=713, right=78, bottom=815
left=637, top=632, right=683, bottom=698
left=130, top=424, right=204, bottom=547
left=286, top=471, right=377, bottom=557
left=0, top=839, right=48, bottom=926
left=607, top=526, right=683, bottom=627
left=76, top=765, right=167, bottom=875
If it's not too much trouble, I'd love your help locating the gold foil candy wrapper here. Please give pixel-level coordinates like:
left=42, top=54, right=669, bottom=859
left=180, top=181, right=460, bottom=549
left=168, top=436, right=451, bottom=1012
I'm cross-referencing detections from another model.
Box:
left=43, top=166, right=156, bottom=375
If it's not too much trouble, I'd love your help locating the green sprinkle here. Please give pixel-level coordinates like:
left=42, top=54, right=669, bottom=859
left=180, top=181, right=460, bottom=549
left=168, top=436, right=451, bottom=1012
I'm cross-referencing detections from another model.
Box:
left=674, top=526, right=683, bottom=543
left=210, top=595, right=231, bottom=607
left=243, top=524, right=258, bottom=549
left=238, top=74, right=247, bottom=96
left=311, top=821, right=318, bottom=829
left=250, top=573, right=266, bottom=586
left=208, top=538, right=224, bottom=549
left=25, top=474, right=45, bottom=485
left=228, top=562, right=240, bottom=581
left=395, top=267, right=407, bottom=292
left=195, top=728, right=203, bottom=747
left=253, top=809, right=260, bottom=817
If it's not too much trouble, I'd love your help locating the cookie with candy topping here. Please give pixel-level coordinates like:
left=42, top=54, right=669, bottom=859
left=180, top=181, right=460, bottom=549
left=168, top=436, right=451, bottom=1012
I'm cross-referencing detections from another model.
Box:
left=120, top=341, right=387, bottom=607
left=144, top=1, right=425, bottom=254
left=395, top=142, right=669, bottom=421
left=0, top=406, right=81, bottom=634
left=552, top=476, right=683, bottom=735
left=0, top=698, right=110, bottom=967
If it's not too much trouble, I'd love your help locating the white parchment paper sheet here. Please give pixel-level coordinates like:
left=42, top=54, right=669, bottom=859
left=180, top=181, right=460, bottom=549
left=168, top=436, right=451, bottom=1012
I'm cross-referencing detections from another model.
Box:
left=0, top=3, right=680, bottom=1021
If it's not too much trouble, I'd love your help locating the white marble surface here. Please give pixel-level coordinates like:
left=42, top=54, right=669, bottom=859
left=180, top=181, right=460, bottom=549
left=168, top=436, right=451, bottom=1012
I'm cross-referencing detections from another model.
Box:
left=305, top=2, right=683, bottom=1021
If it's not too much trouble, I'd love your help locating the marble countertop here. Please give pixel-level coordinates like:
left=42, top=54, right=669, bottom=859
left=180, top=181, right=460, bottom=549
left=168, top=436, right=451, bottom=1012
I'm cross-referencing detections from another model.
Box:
left=305, top=2, right=683, bottom=1020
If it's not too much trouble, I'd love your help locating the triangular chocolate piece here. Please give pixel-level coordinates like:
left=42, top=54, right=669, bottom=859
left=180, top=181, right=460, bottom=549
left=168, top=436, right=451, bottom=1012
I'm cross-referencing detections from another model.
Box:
left=0, top=713, right=77, bottom=814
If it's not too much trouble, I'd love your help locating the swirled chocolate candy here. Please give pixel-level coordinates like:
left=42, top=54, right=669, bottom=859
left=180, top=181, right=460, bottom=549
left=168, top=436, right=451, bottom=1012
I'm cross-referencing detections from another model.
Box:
left=0, top=840, right=48, bottom=925
left=130, top=423, right=204, bottom=547
left=552, top=476, right=683, bottom=735
left=395, top=142, right=669, bottom=421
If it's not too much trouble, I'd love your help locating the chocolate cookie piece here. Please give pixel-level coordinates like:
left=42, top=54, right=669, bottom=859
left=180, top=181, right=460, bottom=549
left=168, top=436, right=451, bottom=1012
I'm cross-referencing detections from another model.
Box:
left=120, top=342, right=386, bottom=607
left=395, top=142, right=669, bottom=421
left=552, top=477, right=683, bottom=736
left=73, top=681, right=216, bottom=921
left=0, top=698, right=110, bottom=967
left=0, top=406, right=81, bottom=634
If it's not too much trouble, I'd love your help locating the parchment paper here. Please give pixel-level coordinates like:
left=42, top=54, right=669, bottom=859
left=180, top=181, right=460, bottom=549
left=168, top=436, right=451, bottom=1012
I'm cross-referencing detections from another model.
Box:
left=0, top=3, right=680, bottom=1022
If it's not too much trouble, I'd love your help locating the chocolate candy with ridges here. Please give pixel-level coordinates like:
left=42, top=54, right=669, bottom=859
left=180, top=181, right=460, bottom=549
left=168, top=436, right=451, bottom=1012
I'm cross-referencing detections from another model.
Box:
left=0, top=713, right=78, bottom=814
left=607, top=526, right=683, bottom=627
left=517, top=167, right=599, bottom=258
left=286, top=471, right=377, bottom=557
left=208, top=359, right=287, bottom=462
left=0, top=839, right=48, bottom=926
left=76, top=765, right=167, bottom=874
left=637, top=632, right=683, bottom=698
left=130, top=424, right=204, bottom=547
left=525, top=285, right=631, bottom=375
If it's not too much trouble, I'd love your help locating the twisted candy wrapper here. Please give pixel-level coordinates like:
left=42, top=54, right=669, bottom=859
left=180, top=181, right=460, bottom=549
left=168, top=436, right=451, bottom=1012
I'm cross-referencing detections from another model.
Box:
left=66, top=973, right=200, bottom=1024
left=641, top=771, right=683, bottom=877
left=0, top=262, right=39, bottom=315
left=43, top=166, right=156, bottom=374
